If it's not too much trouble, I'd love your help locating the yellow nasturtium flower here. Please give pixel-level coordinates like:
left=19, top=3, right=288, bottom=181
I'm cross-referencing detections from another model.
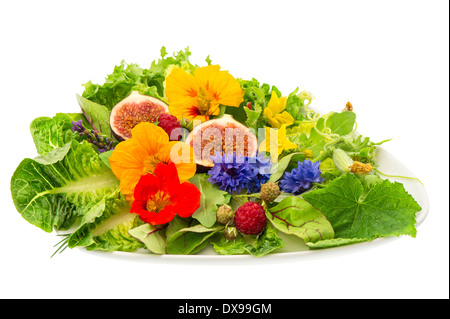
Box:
left=165, top=65, right=244, bottom=123
left=263, top=91, right=295, bottom=128
left=259, top=124, right=298, bottom=162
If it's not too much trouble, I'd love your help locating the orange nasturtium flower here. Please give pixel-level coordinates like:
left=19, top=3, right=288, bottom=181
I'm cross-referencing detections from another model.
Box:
left=131, top=162, right=201, bottom=226
left=108, top=122, right=196, bottom=204
left=165, top=65, right=244, bottom=122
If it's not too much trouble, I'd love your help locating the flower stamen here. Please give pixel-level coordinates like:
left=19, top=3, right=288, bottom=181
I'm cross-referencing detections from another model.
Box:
left=146, top=191, right=171, bottom=213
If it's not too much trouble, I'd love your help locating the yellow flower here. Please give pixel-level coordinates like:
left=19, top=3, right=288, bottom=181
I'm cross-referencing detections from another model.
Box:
left=165, top=65, right=244, bottom=122
left=259, top=124, right=298, bottom=162
left=263, top=91, right=295, bottom=128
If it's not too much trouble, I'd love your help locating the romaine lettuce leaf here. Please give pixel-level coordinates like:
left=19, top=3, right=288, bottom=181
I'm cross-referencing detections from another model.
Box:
left=10, top=140, right=120, bottom=233
left=30, top=113, right=90, bottom=156
left=68, top=191, right=144, bottom=252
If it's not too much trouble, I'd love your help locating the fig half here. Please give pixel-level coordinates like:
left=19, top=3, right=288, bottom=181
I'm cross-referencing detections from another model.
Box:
left=109, top=91, right=169, bottom=141
left=185, top=114, right=258, bottom=167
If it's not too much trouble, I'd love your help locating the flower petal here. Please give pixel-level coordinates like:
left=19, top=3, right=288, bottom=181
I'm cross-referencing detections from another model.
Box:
left=119, top=169, right=144, bottom=203
left=135, top=204, right=177, bottom=226
left=194, top=65, right=244, bottom=107
left=165, top=67, right=199, bottom=102
left=133, top=173, right=159, bottom=201
left=168, top=142, right=197, bottom=181
left=267, top=91, right=285, bottom=114
left=170, top=182, right=201, bottom=218
left=130, top=122, right=169, bottom=156
left=168, top=97, right=199, bottom=121
left=274, top=111, right=295, bottom=127
left=109, top=139, right=147, bottom=179
left=154, top=162, right=180, bottom=194
left=130, top=199, right=148, bottom=215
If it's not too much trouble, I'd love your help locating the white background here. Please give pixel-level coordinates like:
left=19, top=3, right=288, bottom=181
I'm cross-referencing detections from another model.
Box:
left=1, top=0, right=448, bottom=299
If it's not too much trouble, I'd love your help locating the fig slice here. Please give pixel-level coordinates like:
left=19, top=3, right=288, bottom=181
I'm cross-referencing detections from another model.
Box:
left=109, top=91, right=169, bottom=141
left=185, top=114, right=258, bottom=167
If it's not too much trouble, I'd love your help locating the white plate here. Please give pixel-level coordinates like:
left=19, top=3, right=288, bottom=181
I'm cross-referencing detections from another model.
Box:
left=81, top=146, right=429, bottom=261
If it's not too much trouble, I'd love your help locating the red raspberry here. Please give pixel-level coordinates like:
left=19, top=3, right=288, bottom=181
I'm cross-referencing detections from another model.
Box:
left=157, top=113, right=181, bottom=141
left=234, top=201, right=267, bottom=235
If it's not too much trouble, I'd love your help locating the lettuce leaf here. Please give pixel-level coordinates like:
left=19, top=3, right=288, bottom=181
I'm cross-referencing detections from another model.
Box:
left=65, top=190, right=143, bottom=252
left=81, top=47, right=195, bottom=110
left=10, top=140, right=120, bottom=233
left=30, top=113, right=91, bottom=156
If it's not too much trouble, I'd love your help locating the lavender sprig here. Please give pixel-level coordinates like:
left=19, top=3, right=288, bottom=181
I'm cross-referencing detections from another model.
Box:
left=71, top=120, right=114, bottom=153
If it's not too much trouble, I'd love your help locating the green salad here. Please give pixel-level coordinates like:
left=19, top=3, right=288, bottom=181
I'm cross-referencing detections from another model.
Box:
left=10, top=47, right=422, bottom=257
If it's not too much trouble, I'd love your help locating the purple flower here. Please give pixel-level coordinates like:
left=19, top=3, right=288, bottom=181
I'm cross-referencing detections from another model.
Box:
left=71, top=120, right=115, bottom=153
left=279, top=160, right=324, bottom=194
left=71, top=120, right=84, bottom=133
left=207, top=152, right=273, bottom=194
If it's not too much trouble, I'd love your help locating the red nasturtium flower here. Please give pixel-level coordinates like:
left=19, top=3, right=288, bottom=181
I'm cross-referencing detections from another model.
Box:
left=131, top=162, right=201, bottom=225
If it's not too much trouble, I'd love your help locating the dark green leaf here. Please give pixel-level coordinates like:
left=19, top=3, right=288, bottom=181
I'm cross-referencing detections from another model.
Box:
left=302, top=173, right=421, bottom=239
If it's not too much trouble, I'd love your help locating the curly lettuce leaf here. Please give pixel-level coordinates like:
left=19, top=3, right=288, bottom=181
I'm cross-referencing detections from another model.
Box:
left=81, top=47, right=195, bottom=110
left=334, top=134, right=391, bottom=164
left=210, top=223, right=284, bottom=257
left=81, top=61, right=148, bottom=109
left=243, top=222, right=284, bottom=257
left=285, top=88, right=314, bottom=122
left=209, top=233, right=247, bottom=255
left=237, top=78, right=279, bottom=133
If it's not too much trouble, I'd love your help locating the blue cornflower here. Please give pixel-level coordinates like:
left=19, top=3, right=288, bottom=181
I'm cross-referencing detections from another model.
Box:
left=246, top=153, right=273, bottom=193
left=279, top=160, right=324, bottom=194
left=208, top=153, right=253, bottom=194
left=207, top=152, right=273, bottom=194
